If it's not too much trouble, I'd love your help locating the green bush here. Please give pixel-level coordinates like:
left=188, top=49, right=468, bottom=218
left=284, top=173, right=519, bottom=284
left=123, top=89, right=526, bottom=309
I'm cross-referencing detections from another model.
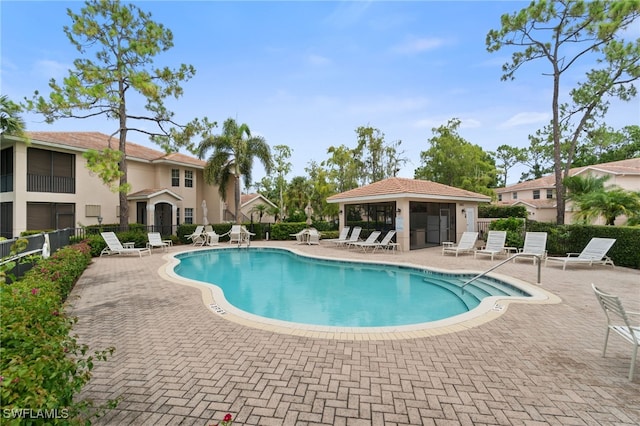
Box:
left=489, top=217, right=525, bottom=248
left=0, top=242, right=116, bottom=423
left=479, top=205, right=527, bottom=218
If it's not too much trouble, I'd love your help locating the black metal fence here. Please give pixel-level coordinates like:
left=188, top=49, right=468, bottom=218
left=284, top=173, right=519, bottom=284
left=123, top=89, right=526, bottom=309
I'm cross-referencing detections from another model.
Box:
left=0, top=228, right=74, bottom=282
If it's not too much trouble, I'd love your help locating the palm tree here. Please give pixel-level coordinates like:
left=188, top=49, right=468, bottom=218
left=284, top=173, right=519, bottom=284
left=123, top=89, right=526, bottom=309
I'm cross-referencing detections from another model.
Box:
left=573, top=188, right=640, bottom=226
left=250, top=203, right=268, bottom=223
left=197, top=118, right=272, bottom=223
left=0, top=95, right=27, bottom=139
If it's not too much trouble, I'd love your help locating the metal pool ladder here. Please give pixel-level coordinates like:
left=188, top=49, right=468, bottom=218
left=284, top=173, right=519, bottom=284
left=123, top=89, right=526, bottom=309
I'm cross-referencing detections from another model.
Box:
left=461, top=253, right=542, bottom=291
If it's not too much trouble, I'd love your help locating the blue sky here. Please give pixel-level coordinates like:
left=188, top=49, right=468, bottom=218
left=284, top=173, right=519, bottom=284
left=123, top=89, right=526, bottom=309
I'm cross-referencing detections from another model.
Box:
left=2, top=1, right=638, bottom=186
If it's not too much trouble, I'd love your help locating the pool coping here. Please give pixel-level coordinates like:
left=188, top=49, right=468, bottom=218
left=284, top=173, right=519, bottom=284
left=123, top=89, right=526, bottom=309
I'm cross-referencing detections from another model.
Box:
left=160, top=245, right=562, bottom=341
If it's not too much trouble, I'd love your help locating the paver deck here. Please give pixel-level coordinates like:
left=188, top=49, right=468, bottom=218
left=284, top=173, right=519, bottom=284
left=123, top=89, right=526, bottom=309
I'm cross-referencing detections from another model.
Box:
left=70, top=241, right=640, bottom=425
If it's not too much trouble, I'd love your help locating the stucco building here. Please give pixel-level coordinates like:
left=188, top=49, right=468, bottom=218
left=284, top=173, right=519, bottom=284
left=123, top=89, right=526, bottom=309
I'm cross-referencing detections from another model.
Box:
left=327, top=177, right=491, bottom=252
left=0, top=131, right=233, bottom=238
left=495, top=158, right=640, bottom=224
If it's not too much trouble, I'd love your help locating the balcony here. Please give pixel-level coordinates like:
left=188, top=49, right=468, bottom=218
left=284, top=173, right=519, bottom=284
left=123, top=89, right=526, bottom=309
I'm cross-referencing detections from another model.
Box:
left=27, top=174, right=75, bottom=194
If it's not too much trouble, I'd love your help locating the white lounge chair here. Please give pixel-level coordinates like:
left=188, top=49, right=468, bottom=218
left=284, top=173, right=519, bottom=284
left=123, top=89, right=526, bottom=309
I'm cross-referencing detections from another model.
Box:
left=349, top=231, right=381, bottom=251
left=474, top=230, right=507, bottom=260
left=205, top=231, right=220, bottom=246
left=146, top=232, right=170, bottom=252
left=290, top=229, right=308, bottom=244
left=592, top=284, right=640, bottom=381
left=442, top=232, right=478, bottom=257
left=186, top=225, right=205, bottom=245
left=514, top=232, right=547, bottom=264
left=364, top=230, right=397, bottom=253
left=306, top=228, right=320, bottom=245
left=325, top=227, right=350, bottom=245
left=546, top=237, right=616, bottom=270
left=100, top=232, right=151, bottom=257
left=223, top=225, right=254, bottom=246
left=336, top=226, right=361, bottom=248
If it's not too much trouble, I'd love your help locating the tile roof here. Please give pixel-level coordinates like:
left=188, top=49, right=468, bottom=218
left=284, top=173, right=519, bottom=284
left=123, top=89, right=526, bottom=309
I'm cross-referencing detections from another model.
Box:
left=241, top=193, right=277, bottom=208
left=25, top=131, right=206, bottom=168
left=327, top=177, right=491, bottom=202
left=496, top=158, right=640, bottom=193
left=499, top=199, right=556, bottom=209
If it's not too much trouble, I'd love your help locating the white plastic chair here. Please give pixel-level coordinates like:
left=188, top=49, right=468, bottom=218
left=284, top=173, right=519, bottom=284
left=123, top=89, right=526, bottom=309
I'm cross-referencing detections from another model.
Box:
left=147, top=232, right=169, bottom=252
left=186, top=225, right=205, bottom=245
left=100, top=232, right=150, bottom=257
left=349, top=231, right=381, bottom=251
left=474, top=230, right=507, bottom=260
left=546, top=238, right=616, bottom=270
left=592, top=284, right=639, bottom=381
left=442, top=232, right=478, bottom=257
left=515, top=232, right=547, bottom=264
left=336, top=226, right=361, bottom=248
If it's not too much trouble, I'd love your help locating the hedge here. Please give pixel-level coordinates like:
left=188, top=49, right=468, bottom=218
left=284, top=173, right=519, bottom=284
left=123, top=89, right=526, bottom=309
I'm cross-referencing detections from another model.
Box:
left=0, top=242, right=116, bottom=424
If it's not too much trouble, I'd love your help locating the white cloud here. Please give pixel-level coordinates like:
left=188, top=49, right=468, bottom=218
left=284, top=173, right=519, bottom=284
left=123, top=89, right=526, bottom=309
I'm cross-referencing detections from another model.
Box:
left=392, top=37, right=446, bottom=54
left=499, top=112, right=549, bottom=128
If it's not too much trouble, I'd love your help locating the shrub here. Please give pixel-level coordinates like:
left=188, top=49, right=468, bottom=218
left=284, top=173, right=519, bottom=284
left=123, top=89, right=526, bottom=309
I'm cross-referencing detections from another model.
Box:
left=0, top=242, right=116, bottom=423
left=479, top=205, right=527, bottom=218
left=489, top=217, right=525, bottom=248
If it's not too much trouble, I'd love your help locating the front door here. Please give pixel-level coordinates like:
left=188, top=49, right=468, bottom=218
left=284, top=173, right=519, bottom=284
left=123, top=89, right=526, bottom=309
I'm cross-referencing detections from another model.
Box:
left=154, top=203, right=173, bottom=236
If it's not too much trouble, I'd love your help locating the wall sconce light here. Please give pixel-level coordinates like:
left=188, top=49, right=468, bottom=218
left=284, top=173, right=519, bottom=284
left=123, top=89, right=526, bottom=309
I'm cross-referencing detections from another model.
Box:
left=339, top=210, right=343, bottom=214
left=461, top=209, right=465, bottom=214
left=396, top=208, right=401, bottom=214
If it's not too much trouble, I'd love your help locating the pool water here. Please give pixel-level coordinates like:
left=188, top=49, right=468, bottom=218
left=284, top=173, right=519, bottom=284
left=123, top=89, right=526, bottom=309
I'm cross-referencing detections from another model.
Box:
left=173, top=248, right=531, bottom=328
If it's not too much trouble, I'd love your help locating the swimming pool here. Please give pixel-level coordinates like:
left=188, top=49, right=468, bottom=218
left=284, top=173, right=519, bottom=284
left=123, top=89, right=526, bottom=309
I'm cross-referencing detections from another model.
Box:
left=169, top=247, right=551, bottom=335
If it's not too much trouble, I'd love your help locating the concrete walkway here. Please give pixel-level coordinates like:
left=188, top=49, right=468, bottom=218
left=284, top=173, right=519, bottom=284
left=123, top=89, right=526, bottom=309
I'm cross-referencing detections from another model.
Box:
left=70, top=242, right=640, bottom=425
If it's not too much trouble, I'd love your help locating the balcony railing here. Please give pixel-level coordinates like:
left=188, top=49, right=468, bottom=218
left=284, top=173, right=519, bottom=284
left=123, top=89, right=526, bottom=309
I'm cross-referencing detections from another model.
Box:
left=27, top=174, right=75, bottom=193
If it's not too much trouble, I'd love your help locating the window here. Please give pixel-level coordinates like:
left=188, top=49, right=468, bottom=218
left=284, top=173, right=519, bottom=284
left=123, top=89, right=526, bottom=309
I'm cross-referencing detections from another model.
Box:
left=85, top=205, right=101, bottom=217
left=27, top=202, right=75, bottom=230
left=171, top=169, right=179, bottom=187
left=176, top=208, right=180, bottom=226
left=185, top=208, right=193, bottom=224
left=184, top=170, right=193, bottom=188
left=512, top=192, right=518, bottom=200
left=547, top=189, right=553, bottom=199
left=497, top=194, right=502, bottom=202
left=1, top=147, right=13, bottom=193
left=533, top=190, right=540, bottom=200
left=27, top=148, right=75, bottom=193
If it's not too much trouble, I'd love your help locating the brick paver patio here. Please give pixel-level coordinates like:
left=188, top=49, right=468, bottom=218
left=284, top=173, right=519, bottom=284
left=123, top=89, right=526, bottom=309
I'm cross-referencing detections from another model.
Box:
left=70, top=242, right=640, bottom=425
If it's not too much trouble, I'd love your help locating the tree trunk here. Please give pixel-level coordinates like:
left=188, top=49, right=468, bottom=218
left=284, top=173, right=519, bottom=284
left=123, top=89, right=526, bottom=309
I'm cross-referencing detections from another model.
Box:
left=552, top=69, right=565, bottom=225
left=118, top=84, right=129, bottom=231
left=234, top=174, right=241, bottom=224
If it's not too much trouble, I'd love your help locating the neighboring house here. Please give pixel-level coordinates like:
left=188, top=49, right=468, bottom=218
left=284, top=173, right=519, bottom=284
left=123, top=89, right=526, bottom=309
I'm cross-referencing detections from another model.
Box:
left=495, top=158, right=640, bottom=224
left=327, top=177, right=491, bottom=252
left=240, top=193, right=277, bottom=223
left=0, top=131, right=231, bottom=238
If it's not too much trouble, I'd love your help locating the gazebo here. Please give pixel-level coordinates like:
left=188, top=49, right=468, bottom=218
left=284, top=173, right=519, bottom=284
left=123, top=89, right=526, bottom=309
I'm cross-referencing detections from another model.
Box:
left=327, top=177, right=491, bottom=252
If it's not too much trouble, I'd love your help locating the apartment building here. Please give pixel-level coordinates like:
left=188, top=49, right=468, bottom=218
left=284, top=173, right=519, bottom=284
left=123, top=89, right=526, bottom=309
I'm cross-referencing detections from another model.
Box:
left=0, top=131, right=231, bottom=238
left=495, top=158, right=640, bottom=224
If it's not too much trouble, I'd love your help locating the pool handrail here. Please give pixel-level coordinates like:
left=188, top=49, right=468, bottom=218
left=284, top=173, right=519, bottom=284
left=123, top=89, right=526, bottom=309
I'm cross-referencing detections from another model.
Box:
left=461, top=253, right=542, bottom=292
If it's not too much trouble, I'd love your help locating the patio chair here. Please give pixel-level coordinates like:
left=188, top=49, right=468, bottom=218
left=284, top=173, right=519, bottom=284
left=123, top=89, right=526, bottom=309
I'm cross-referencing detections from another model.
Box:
left=335, top=226, right=362, bottom=248
left=474, top=230, right=507, bottom=260
left=514, top=232, right=547, bottom=264
left=545, top=238, right=616, bottom=270
left=100, top=232, right=151, bottom=257
left=370, top=230, right=398, bottom=253
left=146, top=232, right=170, bottom=252
left=442, top=232, right=478, bottom=257
left=306, top=228, right=321, bottom=245
left=325, top=227, right=350, bottom=245
left=205, top=231, right=220, bottom=246
left=290, top=229, right=308, bottom=244
left=349, top=230, right=381, bottom=251
left=592, top=284, right=640, bottom=381
left=186, top=225, right=205, bottom=245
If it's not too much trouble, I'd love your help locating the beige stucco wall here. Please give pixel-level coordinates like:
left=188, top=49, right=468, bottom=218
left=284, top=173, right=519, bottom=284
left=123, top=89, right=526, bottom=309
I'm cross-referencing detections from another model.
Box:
left=2, top=137, right=223, bottom=236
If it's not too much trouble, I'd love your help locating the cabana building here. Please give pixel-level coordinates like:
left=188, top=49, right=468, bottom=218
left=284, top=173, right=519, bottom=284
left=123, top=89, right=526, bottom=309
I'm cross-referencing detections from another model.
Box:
left=327, top=177, right=491, bottom=252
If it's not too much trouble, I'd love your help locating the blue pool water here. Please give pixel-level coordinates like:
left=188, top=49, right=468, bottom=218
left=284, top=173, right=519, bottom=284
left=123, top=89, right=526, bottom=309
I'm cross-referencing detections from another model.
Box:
left=173, top=248, right=531, bottom=327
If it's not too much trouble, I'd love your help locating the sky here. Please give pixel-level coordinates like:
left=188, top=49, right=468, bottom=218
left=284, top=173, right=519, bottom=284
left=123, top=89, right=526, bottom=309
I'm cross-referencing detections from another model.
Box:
left=1, top=0, right=638, bottom=187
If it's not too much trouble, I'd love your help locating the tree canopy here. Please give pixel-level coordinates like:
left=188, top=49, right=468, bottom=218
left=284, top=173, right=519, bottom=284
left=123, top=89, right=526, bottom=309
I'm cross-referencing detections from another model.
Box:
left=487, top=0, right=640, bottom=224
left=25, top=0, right=213, bottom=227
left=414, top=118, right=497, bottom=196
